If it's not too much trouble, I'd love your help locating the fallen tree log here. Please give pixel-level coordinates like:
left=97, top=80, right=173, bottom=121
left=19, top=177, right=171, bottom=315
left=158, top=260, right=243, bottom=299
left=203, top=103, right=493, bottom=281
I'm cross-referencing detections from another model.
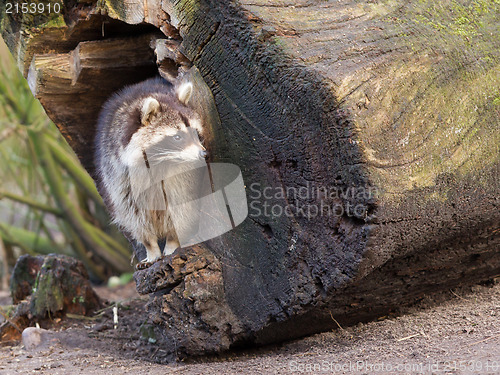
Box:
left=1, top=0, right=499, bottom=361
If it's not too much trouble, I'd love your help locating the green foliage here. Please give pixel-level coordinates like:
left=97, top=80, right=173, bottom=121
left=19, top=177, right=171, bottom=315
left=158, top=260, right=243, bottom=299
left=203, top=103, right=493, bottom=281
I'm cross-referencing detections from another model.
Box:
left=0, top=47, right=132, bottom=281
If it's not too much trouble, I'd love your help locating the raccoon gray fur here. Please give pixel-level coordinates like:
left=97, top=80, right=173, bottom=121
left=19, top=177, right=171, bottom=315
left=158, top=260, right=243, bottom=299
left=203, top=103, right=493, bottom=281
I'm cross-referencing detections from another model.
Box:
left=94, top=77, right=207, bottom=265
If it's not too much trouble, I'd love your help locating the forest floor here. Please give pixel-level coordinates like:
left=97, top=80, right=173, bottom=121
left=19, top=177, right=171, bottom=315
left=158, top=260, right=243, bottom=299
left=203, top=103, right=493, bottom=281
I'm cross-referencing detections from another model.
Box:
left=0, top=279, right=499, bottom=375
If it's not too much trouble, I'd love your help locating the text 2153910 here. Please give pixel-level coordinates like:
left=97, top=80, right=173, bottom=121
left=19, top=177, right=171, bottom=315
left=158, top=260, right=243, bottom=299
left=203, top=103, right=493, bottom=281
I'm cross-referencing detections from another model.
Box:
left=6, top=2, right=61, bottom=14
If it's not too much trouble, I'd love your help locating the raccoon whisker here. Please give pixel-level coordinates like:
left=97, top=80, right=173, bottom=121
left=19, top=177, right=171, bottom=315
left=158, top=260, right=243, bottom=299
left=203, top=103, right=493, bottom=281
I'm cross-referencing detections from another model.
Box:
left=147, top=147, right=181, bottom=153
left=146, top=153, right=182, bottom=161
left=149, top=146, right=180, bottom=152
left=147, top=152, right=179, bottom=158
left=148, top=153, right=182, bottom=160
left=148, top=157, right=188, bottom=166
left=147, top=149, right=184, bottom=156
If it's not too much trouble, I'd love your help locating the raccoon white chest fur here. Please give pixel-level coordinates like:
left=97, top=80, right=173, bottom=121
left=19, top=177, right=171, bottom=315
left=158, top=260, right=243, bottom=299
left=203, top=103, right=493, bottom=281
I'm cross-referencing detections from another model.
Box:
left=94, top=77, right=207, bottom=264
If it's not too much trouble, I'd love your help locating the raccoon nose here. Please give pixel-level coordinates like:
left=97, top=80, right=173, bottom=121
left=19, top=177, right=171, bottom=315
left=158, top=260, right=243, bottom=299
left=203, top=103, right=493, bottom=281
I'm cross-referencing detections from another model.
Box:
left=199, top=150, right=208, bottom=159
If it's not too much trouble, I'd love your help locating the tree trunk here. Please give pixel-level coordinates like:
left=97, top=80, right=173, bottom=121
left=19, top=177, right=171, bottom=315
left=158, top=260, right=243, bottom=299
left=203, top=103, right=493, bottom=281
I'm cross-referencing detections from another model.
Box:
left=2, top=0, right=499, bottom=361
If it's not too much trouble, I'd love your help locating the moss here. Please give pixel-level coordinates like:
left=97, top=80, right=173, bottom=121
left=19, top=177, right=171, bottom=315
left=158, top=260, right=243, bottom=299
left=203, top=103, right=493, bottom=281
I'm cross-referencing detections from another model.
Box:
left=236, top=0, right=498, bottom=201
left=38, top=14, right=66, bottom=29
left=95, top=0, right=122, bottom=20
left=401, top=0, right=497, bottom=40
left=30, top=264, right=65, bottom=318
left=269, top=36, right=286, bottom=48
left=72, top=295, right=85, bottom=304
left=17, top=0, right=65, bottom=31
left=354, top=0, right=500, bottom=196
left=1, top=0, right=67, bottom=60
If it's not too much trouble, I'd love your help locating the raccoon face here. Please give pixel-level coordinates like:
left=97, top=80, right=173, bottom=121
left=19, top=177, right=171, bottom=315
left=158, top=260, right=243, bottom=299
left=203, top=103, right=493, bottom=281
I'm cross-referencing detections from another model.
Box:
left=121, top=83, right=207, bottom=168
left=145, top=124, right=207, bottom=165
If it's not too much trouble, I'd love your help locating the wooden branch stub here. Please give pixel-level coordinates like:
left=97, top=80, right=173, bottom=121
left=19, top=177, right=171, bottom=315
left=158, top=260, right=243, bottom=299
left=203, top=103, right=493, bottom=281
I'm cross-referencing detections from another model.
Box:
left=152, top=38, right=192, bottom=80
left=28, top=54, right=73, bottom=97
left=70, top=34, right=158, bottom=85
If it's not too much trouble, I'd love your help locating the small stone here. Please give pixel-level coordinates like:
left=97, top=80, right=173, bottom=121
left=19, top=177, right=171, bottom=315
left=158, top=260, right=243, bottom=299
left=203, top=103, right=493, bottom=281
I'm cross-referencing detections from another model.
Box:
left=21, top=327, right=57, bottom=350
left=22, top=327, right=42, bottom=350
left=107, top=276, right=122, bottom=288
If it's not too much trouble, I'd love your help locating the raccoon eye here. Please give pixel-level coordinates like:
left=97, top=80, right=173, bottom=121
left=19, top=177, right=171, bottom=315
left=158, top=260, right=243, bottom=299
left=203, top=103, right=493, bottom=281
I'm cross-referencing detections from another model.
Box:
left=173, top=134, right=182, bottom=141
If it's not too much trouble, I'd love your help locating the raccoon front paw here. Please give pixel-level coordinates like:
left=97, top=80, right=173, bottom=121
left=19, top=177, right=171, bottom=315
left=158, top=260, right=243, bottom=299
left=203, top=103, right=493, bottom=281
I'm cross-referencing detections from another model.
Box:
left=136, top=253, right=166, bottom=270
left=135, top=252, right=177, bottom=270
left=135, top=260, right=153, bottom=270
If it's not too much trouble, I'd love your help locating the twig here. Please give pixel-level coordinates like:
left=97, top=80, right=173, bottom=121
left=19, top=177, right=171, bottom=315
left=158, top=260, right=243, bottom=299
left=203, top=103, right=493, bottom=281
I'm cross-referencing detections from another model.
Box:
left=329, top=311, right=345, bottom=331
left=93, top=297, right=143, bottom=315
left=66, top=312, right=105, bottom=321
left=113, top=306, right=118, bottom=329
left=0, top=237, right=9, bottom=291
left=0, top=222, right=55, bottom=255
left=46, top=136, right=103, bottom=205
left=468, top=333, right=500, bottom=346
left=0, top=310, right=22, bottom=333
left=89, top=334, right=141, bottom=340
left=397, top=333, right=421, bottom=342
left=450, top=289, right=466, bottom=300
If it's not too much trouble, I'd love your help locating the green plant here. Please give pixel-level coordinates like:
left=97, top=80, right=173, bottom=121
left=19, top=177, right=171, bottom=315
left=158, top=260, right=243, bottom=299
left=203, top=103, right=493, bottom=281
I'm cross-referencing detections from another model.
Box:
left=0, top=46, right=132, bottom=281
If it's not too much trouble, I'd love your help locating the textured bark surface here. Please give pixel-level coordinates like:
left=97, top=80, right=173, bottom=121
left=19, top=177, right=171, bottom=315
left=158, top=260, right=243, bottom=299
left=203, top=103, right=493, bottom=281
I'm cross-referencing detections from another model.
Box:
left=1, top=0, right=499, bottom=361
left=134, top=246, right=246, bottom=360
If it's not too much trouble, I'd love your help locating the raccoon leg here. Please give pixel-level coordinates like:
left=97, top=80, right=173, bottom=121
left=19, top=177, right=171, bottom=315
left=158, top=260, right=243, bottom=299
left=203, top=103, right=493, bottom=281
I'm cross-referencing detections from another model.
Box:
left=136, top=240, right=163, bottom=270
left=143, top=238, right=162, bottom=263
left=163, top=240, right=180, bottom=255
left=136, top=239, right=178, bottom=270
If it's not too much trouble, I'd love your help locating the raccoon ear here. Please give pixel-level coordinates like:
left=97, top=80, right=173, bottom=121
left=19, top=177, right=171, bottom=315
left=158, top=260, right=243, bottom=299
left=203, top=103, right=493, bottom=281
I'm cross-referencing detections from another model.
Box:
left=141, top=97, right=160, bottom=125
left=176, top=82, right=193, bottom=105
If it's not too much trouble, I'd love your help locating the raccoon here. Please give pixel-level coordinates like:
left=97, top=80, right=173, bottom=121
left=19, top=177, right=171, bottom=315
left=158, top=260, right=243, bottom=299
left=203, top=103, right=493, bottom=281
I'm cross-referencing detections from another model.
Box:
left=94, top=77, right=208, bottom=267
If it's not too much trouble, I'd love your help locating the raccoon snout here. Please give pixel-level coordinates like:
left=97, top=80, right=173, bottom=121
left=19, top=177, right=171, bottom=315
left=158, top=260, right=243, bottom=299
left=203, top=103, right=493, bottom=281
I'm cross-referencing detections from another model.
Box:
left=199, top=149, right=208, bottom=159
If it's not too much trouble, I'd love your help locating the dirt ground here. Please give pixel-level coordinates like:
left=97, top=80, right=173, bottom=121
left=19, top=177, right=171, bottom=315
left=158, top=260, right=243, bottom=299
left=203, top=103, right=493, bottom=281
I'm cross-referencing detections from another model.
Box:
left=0, top=279, right=499, bottom=375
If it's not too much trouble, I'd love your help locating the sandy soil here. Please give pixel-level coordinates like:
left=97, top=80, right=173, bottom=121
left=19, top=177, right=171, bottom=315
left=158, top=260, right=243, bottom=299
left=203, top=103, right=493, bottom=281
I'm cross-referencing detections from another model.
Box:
left=0, top=280, right=499, bottom=375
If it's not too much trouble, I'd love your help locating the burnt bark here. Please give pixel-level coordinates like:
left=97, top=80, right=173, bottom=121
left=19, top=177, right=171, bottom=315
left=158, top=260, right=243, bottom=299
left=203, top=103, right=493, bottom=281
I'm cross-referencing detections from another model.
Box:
left=1, top=0, right=499, bottom=361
